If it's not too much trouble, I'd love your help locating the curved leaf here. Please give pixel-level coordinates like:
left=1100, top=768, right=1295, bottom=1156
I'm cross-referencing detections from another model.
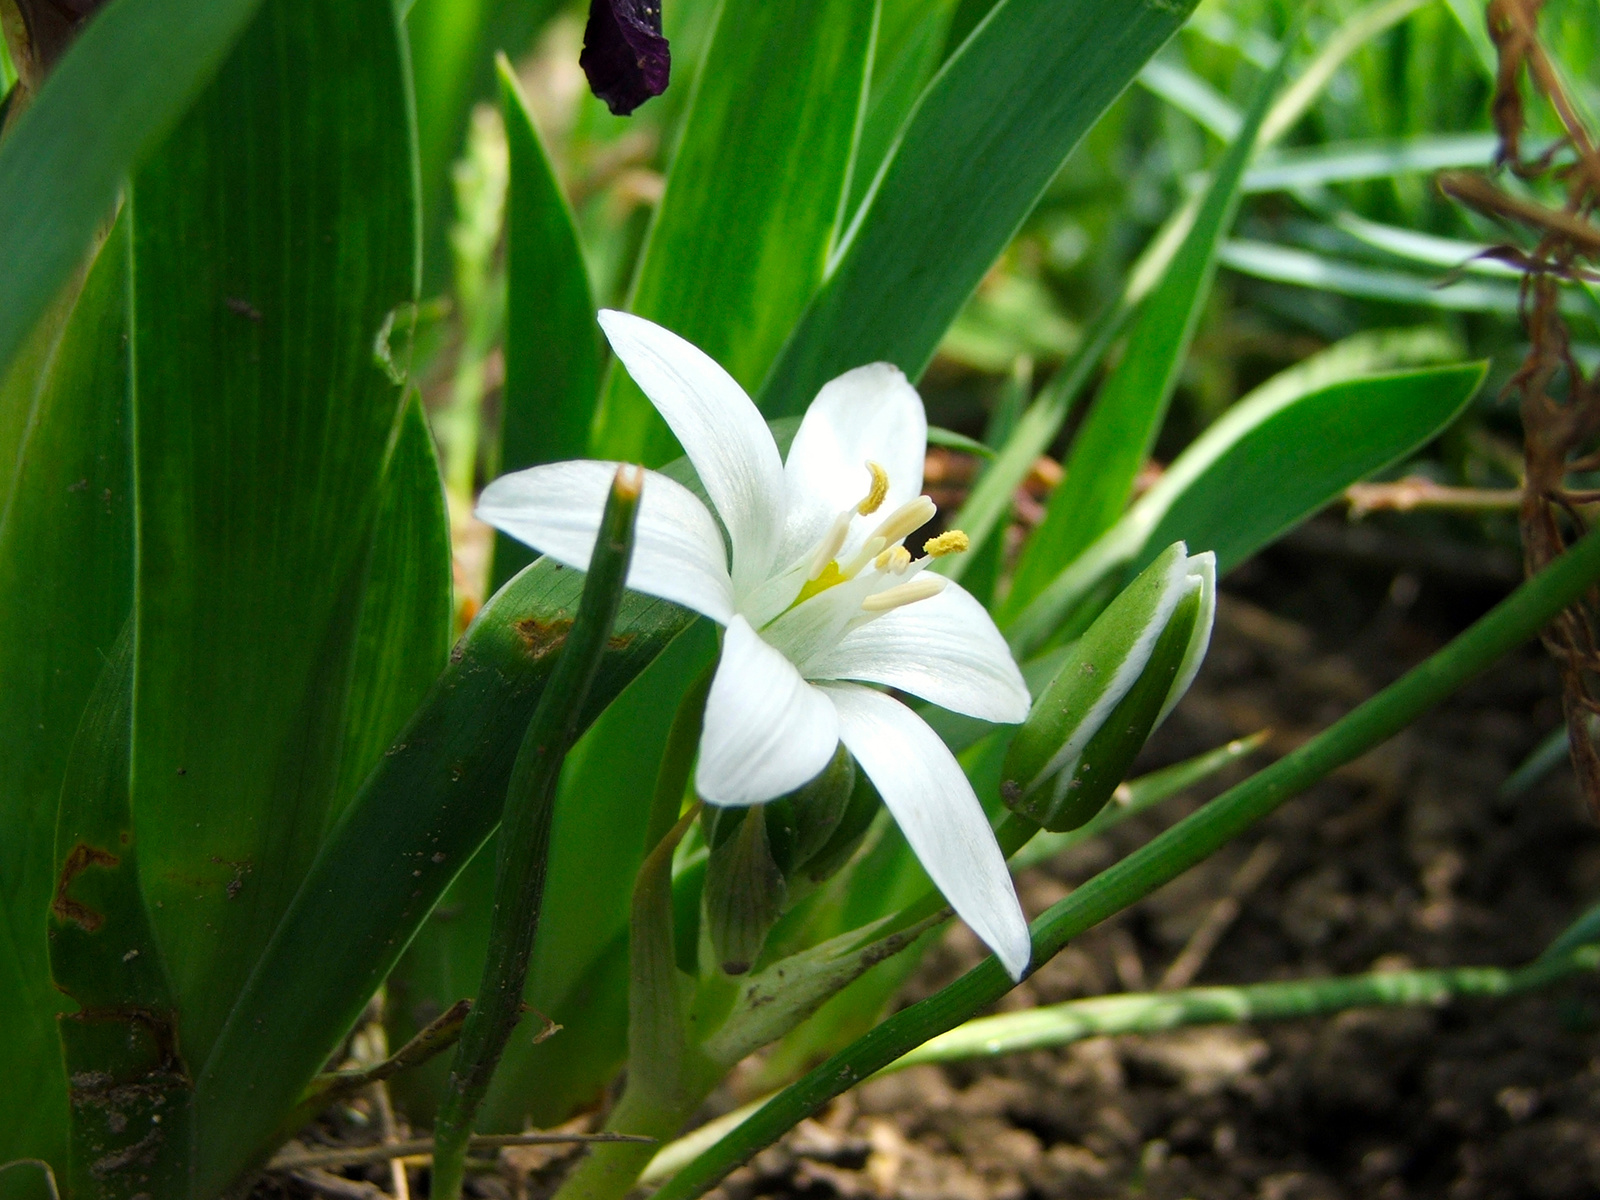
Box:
left=758, top=0, right=1197, bottom=417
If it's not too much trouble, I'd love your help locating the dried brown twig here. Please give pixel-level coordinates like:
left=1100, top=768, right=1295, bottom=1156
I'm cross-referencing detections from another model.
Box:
left=1440, top=0, right=1600, bottom=813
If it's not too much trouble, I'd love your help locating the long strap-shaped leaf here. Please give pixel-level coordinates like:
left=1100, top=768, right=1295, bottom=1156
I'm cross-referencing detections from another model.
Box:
left=757, top=0, right=1197, bottom=417
left=1001, top=25, right=1294, bottom=617
left=190, top=562, right=696, bottom=1197
left=1007, top=359, right=1485, bottom=656
left=0, top=213, right=131, bottom=1183
left=590, top=0, right=874, bottom=464
left=492, top=57, right=600, bottom=592
left=127, top=0, right=419, bottom=1071
left=0, top=0, right=266, bottom=380
left=651, top=529, right=1600, bottom=1200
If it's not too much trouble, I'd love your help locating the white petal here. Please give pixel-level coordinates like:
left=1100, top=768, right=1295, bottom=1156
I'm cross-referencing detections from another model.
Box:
left=800, top=581, right=1030, bottom=723
left=696, top=616, right=839, bottom=806
left=598, top=310, right=785, bottom=594
left=823, top=683, right=1031, bottom=981
left=478, top=460, right=734, bottom=623
left=779, top=363, right=928, bottom=567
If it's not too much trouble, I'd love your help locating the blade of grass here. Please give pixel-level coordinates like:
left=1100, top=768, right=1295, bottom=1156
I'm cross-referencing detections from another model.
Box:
left=1003, top=32, right=1294, bottom=618
left=652, top=525, right=1600, bottom=1200
left=492, top=57, right=600, bottom=591
left=758, top=0, right=1196, bottom=417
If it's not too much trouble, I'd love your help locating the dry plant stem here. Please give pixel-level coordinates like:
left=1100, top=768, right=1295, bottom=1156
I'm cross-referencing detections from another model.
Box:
left=1441, top=0, right=1600, bottom=813
left=1157, top=838, right=1280, bottom=991
left=1344, top=478, right=1526, bottom=517
left=430, top=467, right=643, bottom=1200
left=268, top=1133, right=655, bottom=1173
left=651, top=525, right=1600, bottom=1200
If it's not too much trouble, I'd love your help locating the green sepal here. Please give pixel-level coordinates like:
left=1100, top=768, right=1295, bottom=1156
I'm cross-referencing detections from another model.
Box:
left=1002, top=542, right=1214, bottom=830
left=764, top=745, right=856, bottom=879
left=797, top=766, right=882, bottom=887
left=702, top=808, right=787, bottom=976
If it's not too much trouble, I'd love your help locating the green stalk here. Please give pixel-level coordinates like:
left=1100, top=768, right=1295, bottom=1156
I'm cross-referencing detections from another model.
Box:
left=890, top=947, right=1600, bottom=1068
left=651, top=527, right=1600, bottom=1200
left=431, top=466, right=643, bottom=1200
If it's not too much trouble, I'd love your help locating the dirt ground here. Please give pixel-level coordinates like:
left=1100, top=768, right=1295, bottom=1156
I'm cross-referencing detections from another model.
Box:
left=688, top=526, right=1600, bottom=1200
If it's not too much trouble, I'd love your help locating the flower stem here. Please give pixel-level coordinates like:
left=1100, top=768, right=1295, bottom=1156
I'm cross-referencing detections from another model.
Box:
left=430, top=466, right=643, bottom=1200
left=651, top=524, right=1600, bottom=1200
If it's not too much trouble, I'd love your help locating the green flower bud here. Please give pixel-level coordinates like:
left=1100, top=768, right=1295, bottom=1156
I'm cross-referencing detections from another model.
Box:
left=1002, top=542, right=1215, bottom=831
left=702, top=805, right=786, bottom=976
left=701, top=747, right=871, bottom=975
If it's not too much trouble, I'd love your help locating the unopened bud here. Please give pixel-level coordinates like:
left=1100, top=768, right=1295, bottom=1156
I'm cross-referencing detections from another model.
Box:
left=1001, top=543, right=1215, bottom=831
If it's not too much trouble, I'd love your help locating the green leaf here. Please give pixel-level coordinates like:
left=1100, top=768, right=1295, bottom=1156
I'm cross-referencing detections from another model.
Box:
left=0, top=217, right=131, bottom=1183
left=333, top=394, right=454, bottom=821
left=126, top=0, right=418, bottom=1075
left=491, top=57, right=601, bottom=592
left=1216, top=240, right=1545, bottom=314
left=1009, top=356, right=1485, bottom=656
left=757, top=0, right=1198, bottom=418
left=190, top=565, right=696, bottom=1196
left=49, top=624, right=190, bottom=1200
left=1241, top=133, right=1502, bottom=193
left=590, top=0, right=875, bottom=464
left=1003, top=35, right=1291, bottom=618
left=0, top=0, right=267, bottom=381
left=1136, top=363, right=1487, bottom=572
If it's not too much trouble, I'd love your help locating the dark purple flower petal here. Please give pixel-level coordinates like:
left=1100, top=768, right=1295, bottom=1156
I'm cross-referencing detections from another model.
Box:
left=580, top=0, right=671, bottom=117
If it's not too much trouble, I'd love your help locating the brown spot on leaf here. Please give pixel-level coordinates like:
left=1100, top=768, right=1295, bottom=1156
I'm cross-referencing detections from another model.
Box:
left=53, top=842, right=119, bottom=931
left=515, top=616, right=573, bottom=659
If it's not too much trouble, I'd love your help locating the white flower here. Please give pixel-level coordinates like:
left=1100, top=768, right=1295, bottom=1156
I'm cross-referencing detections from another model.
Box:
left=478, top=311, right=1033, bottom=980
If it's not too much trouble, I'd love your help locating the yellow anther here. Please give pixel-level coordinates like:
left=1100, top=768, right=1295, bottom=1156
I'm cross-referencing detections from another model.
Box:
left=860, top=575, right=946, bottom=612
left=922, top=530, right=970, bottom=558
left=857, top=461, right=890, bottom=515
left=874, top=545, right=912, bottom=574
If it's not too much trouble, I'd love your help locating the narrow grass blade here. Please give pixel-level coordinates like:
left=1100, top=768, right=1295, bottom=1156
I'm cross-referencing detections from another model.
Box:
left=758, top=0, right=1196, bottom=417
left=888, top=948, right=1600, bottom=1069
left=1242, top=133, right=1501, bottom=192
left=590, top=0, right=873, bottom=463
left=492, top=57, right=600, bottom=590
left=1004, top=34, right=1292, bottom=618
left=651, top=526, right=1600, bottom=1200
